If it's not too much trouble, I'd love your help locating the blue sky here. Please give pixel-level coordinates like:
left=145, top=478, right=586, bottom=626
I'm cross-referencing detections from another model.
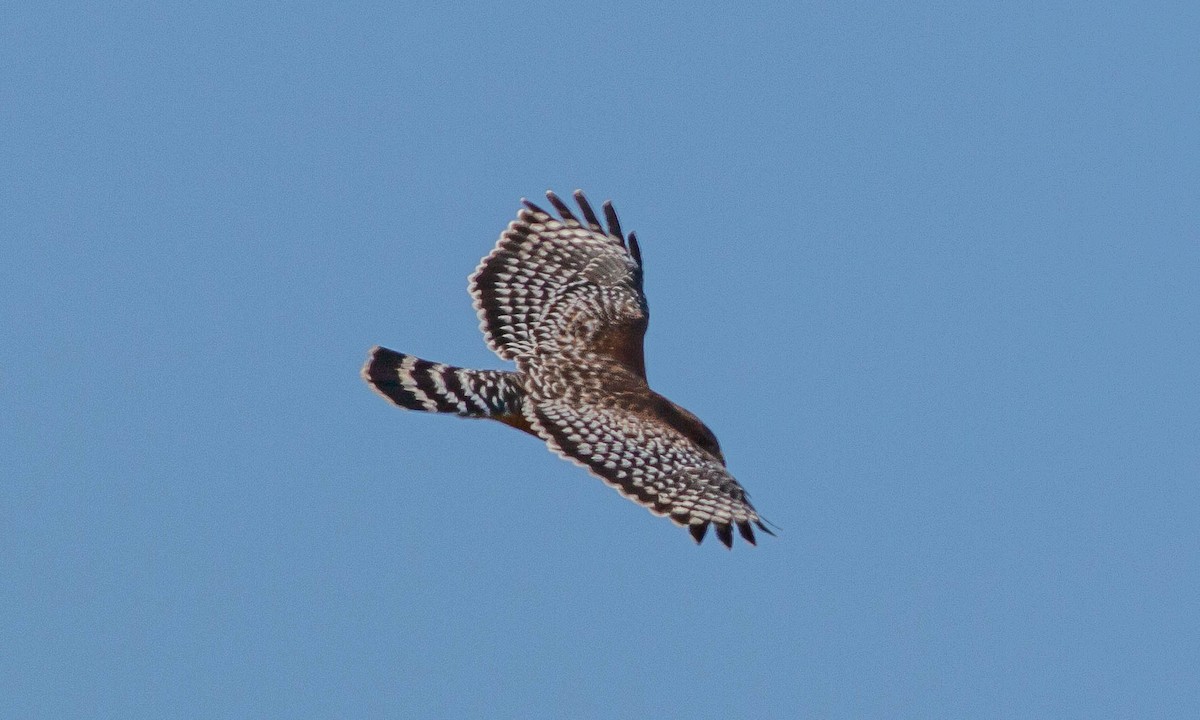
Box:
left=3, top=1, right=1197, bottom=717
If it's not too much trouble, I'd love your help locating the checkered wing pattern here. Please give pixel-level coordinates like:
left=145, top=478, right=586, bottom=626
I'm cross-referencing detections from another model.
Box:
left=469, top=191, right=649, bottom=377
left=366, top=190, right=772, bottom=548
left=526, top=376, right=770, bottom=547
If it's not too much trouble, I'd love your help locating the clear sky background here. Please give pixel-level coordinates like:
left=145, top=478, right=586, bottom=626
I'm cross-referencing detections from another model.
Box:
left=3, top=2, right=1197, bottom=718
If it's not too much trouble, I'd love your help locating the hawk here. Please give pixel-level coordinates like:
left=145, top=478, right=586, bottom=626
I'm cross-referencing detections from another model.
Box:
left=362, top=191, right=772, bottom=547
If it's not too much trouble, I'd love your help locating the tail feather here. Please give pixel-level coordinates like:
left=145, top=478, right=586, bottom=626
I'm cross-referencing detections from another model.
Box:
left=362, top=346, right=524, bottom=421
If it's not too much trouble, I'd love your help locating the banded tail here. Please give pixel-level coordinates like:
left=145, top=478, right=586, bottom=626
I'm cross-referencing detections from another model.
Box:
left=361, top=346, right=530, bottom=432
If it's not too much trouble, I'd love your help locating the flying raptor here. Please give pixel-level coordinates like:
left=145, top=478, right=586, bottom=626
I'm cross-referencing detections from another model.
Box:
left=362, top=191, right=771, bottom=547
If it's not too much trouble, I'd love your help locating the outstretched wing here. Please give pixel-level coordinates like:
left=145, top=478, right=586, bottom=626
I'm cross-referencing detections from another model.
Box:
left=469, top=190, right=648, bottom=377
left=526, top=384, right=771, bottom=548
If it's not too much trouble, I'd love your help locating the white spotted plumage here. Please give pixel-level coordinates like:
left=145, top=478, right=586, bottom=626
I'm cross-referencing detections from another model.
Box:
left=364, top=190, right=772, bottom=547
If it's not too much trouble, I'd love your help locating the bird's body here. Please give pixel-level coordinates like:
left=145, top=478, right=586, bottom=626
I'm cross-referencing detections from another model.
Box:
left=362, top=191, right=770, bottom=547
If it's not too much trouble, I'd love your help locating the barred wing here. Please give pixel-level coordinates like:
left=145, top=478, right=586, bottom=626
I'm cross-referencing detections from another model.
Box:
left=527, top=394, right=770, bottom=547
left=469, top=191, right=649, bottom=377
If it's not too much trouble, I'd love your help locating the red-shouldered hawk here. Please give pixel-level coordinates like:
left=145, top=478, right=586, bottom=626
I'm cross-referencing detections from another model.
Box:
left=362, top=191, right=772, bottom=547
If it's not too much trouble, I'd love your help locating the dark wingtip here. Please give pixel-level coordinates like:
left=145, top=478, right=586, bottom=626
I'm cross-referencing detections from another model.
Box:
left=737, top=521, right=757, bottom=545
left=573, top=189, right=603, bottom=232
left=755, top=519, right=778, bottom=537
left=545, top=191, right=578, bottom=224
left=714, top=523, right=734, bottom=548
left=628, top=231, right=643, bottom=268
left=688, top=522, right=709, bottom=544
left=521, top=197, right=551, bottom=218
left=601, top=200, right=623, bottom=241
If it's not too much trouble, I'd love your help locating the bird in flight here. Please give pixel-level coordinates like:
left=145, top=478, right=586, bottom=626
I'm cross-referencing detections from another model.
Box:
left=362, top=191, right=771, bottom=547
